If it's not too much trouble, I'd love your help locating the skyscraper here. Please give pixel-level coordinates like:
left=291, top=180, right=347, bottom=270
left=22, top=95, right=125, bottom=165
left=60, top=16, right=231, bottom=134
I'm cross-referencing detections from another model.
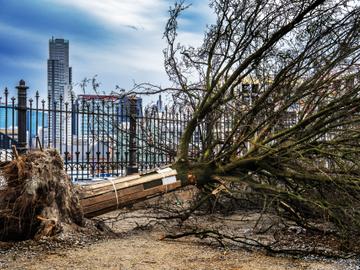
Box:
left=48, top=37, right=71, bottom=100
left=47, top=37, right=72, bottom=146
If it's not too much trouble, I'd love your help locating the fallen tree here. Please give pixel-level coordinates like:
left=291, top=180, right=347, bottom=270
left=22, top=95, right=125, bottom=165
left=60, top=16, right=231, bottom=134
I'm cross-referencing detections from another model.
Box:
left=0, top=149, right=182, bottom=241
left=130, top=0, right=360, bottom=241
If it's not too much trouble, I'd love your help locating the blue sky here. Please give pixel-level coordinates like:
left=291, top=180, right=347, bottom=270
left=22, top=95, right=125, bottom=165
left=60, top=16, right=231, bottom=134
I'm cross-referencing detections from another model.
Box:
left=0, top=0, right=213, bottom=102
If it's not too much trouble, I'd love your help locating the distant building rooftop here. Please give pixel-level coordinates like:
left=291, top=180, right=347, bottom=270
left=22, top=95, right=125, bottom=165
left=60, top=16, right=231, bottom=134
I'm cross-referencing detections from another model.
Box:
left=77, top=94, right=120, bottom=101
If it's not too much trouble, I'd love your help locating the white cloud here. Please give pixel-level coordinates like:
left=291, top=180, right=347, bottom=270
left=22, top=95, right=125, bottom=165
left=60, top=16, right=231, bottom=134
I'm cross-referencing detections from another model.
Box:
left=63, top=1, right=213, bottom=95
left=70, top=36, right=168, bottom=91
left=49, top=0, right=169, bottom=30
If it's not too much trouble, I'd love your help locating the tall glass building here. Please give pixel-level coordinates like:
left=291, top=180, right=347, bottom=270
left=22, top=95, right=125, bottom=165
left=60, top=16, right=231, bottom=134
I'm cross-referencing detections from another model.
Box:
left=48, top=37, right=72, bottom=145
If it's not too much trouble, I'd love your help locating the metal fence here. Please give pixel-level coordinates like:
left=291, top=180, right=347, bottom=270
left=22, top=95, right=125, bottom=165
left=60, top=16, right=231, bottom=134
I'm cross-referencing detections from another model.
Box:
left=0, top=80, right=204, bottom=181
left=0, top=80, right=304, bottom=181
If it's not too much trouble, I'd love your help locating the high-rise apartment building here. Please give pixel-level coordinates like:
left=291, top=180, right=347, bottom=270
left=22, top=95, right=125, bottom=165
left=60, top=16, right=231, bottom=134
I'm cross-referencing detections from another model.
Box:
left=47, top=37, right=72, bottom=146
left=48, top=37, right=72, bottom=101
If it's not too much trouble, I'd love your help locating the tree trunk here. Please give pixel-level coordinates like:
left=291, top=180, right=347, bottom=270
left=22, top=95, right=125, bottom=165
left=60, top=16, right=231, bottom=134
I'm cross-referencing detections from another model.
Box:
left=0, top=150, right=184, bottom=241
left=79, top=168, right=182, bottom=217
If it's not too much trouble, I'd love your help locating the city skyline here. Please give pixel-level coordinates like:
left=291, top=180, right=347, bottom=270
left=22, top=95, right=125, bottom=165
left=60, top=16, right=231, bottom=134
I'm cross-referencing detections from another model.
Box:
left=0, top=0, right=213, bottom=102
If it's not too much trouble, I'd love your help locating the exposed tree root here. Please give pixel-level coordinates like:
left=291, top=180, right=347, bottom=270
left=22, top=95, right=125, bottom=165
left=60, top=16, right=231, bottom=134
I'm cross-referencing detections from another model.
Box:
left=0, top=149, right=84, bottom=241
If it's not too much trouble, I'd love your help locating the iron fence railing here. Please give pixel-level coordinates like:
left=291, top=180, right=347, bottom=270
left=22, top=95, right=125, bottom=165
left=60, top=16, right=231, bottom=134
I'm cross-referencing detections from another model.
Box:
left=0, top=80, right=303, bottom=181
left=0, top=80, right=202, bottom=181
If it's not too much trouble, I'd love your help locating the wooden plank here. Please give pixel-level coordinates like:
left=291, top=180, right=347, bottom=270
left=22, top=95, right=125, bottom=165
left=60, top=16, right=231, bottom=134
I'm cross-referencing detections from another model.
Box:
left=81, top=176, right=171, bottom=207
left=83, top=181, right=182, bottom=217
left=143, top=179, right=163, bottom=190
left=110, top=169, right=177, bottom=189
left=80, top=170, right=177, bottom=198
left=82, top=174, right=141, bottom=189
left=77, top=168, right=182, bottom=218
left=83, top=181, right=181, bottom=217
left=81, top=184, right=144, bottom=208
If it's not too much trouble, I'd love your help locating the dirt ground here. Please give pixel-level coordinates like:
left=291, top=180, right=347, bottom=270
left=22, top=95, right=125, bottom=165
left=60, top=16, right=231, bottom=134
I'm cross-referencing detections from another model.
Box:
left=2, top=231, right=357, bottom=270
left=0, top=207, right=359, bottom=270
left=0, top=188, right=359, bottom=269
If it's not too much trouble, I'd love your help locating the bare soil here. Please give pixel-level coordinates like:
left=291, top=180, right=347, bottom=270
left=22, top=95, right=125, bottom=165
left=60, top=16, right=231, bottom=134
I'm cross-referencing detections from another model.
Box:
left=2, top=232, right=357, bottom=270
left=0, top=187, right=359, bottom=269
left=0, top=208, right=359, bottom=270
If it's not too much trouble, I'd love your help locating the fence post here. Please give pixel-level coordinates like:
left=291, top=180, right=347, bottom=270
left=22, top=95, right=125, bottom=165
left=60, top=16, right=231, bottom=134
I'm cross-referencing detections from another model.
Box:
left=16, top=79, right=28, bottom=154
left=126, top=96, right=138, bottom=175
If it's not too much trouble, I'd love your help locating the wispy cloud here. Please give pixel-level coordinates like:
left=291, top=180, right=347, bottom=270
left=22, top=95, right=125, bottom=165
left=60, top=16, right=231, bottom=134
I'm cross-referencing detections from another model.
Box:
left=48, top=0, right=169, bottom=31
